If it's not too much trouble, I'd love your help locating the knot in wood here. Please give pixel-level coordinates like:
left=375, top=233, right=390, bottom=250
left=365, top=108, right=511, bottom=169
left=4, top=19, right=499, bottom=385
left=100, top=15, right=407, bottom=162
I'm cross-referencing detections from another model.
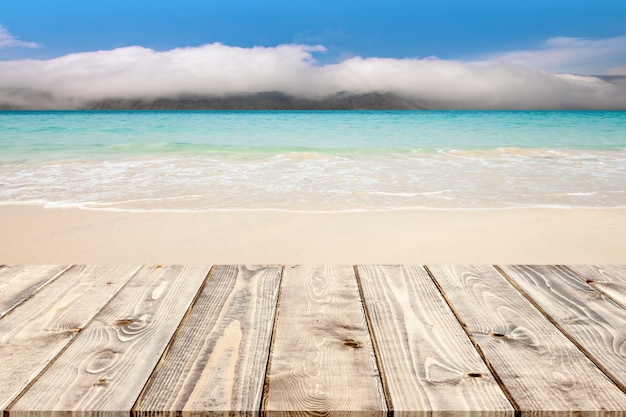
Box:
left=342, top=338, right=363, bottom=348
left=467, top=372, right=483, bottom=378
left=491, top=332, right=506, bottom=339
left=115, top=319, right=134, bottom=326
left=94, top=378, right=108, bottom=386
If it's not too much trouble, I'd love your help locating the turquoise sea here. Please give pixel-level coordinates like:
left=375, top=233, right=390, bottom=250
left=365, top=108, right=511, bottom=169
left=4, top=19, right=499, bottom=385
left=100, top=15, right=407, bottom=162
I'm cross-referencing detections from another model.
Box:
left=1, top=110, right=625, bottom=211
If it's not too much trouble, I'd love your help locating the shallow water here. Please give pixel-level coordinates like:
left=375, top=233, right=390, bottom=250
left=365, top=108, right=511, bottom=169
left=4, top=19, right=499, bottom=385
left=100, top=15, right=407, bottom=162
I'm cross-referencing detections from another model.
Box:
left=1, top=110, right=625, bottom=211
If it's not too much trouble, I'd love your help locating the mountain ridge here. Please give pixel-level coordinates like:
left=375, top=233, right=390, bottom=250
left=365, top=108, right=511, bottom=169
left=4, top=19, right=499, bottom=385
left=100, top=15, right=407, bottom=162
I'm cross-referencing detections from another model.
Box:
left=82, top=92, right=426, bottom=110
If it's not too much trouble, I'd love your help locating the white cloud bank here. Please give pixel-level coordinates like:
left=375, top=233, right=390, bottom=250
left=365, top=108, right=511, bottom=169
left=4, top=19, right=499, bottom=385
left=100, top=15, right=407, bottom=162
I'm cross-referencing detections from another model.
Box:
left=0, top=25, right=39, bottom=49
left=493, top=36, right=626, bottom=75
left=1, top=41, right=625, bottom=109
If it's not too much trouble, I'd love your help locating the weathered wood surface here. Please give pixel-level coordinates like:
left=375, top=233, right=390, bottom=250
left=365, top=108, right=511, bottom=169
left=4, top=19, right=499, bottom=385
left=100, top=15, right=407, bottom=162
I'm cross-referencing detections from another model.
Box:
left=357, top=265, right=514, bottom=417
left=0, top=265, right=69, bottom=318
left=565, top=265, right=626, bottom=308
left=263, top=265, right=387, bottom=417
left=2, top=265, right=626, bottom=416
left=9, top=265, right=211, bottom=417
left=0, top=265, right=140, bottom=412
left=135, top=265, right=282, bottom=417
left=498, top=265, right=626, bottom=392
left=427, top=265, right=626, bottom=416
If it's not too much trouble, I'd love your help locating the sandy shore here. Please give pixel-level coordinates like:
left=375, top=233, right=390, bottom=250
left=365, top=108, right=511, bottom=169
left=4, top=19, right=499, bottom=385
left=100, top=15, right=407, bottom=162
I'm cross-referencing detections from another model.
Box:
left=0, top=205, right=624, bottom=264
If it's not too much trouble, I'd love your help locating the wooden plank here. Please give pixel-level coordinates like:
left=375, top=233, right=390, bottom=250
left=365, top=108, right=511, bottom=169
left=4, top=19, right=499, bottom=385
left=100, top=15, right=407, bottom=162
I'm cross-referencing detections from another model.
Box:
left=565, top=265, right=626, bottom=308
left=498, top=265, right=626, bottom=392
left=0, top=265, right=70, bottom=318
left=263, top=265, right=386, bottom=417
left=9, top=265, right=211, bottom=417
left=0, top=265, right=140, bottom=412
left=427, top=265, right=626, bottom=416
left=357, top=265, right=514, bottom=417
left=135, top=265, right=282, bottom=417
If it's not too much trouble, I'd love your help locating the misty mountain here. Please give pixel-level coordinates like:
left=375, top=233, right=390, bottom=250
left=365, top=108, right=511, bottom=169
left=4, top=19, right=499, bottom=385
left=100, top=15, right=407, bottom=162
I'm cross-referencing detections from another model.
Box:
left=2, top=76, right=625, bottom=111
left=82, top=92, right=426, bottom=110
left=0, top=90, right=425, bottom=110
left=595, top=75, right=626, bottom=87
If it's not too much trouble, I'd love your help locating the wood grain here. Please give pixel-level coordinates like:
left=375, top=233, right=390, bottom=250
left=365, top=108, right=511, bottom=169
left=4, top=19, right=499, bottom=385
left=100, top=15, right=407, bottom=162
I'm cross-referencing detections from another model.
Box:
left=0, top=265, right=140, bottom=412
left=0, top=265, right=70, bottom=319
left=9, top=265, right=211, bottom=417
left=263, top=265, right=386, bottom=417
left=135, top=265, right=282, bottom=417
left=498, top=265, right=626, bottom=392
left=357, top=265, right=514, bottom=417
left=427, top=265, right=626, bottom=417
left=565, top=265, right=626, bottom=308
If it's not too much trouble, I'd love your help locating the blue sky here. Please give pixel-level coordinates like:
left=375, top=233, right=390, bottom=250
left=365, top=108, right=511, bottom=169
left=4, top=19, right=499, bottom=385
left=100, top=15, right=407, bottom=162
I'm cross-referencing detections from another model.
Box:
left=2, top=0, right=626, bottom=65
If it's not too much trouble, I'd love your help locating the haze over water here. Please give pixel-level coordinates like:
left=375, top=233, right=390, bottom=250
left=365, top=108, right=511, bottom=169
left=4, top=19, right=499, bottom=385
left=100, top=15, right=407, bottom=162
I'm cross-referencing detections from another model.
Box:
left=1, top=110, right=625, bottom=211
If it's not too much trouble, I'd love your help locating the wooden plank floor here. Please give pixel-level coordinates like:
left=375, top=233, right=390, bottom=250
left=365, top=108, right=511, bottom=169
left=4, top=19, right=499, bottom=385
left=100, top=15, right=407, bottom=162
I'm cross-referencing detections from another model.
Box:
left=1, top=265, right=625, bottom=417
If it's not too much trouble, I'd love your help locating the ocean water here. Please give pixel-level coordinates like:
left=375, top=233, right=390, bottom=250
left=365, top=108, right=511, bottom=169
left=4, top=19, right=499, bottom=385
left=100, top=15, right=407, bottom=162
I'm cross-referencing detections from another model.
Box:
left=0, top=110, right=625, bottom=211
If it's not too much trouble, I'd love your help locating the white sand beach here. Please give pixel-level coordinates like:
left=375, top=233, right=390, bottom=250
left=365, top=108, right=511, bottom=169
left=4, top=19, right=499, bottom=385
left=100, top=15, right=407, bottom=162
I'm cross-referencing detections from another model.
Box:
left=1, top=205, right=624, bottom=264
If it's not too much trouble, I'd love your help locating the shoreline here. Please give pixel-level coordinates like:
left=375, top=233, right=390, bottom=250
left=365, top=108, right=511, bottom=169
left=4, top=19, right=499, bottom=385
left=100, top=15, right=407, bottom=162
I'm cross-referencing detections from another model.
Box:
left=5, top=202, right=626, bottom=213
left=1, top=205, right=624, bottom=264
